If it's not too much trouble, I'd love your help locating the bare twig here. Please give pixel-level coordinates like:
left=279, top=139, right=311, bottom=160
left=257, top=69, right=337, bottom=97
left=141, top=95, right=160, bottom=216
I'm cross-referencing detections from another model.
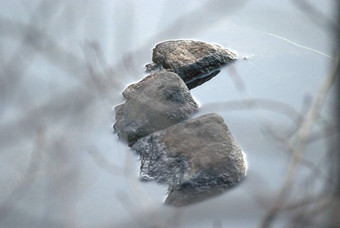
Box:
left=0, top=128, right=45, bottom=222
left=290, top=0, right=339, bottom=34
left=227, top=65, right=298, bottom=144
left=87, top=146, right=123, bottom=176
left=260, top=53, right=339, bottom=228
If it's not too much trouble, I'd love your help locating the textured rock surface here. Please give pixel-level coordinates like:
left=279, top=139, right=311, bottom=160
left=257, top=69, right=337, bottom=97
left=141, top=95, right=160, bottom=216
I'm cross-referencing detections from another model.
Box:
left=133, top=113, right=247, bottom=206
left=145, top=40, right=237, bottom=89
left=114, top=70, right=198, bottom=146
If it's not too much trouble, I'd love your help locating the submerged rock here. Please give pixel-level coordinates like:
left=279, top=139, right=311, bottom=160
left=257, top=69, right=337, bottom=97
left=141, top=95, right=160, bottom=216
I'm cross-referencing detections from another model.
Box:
left=145, top=40, right=237, bottom=89
left=132, top=113, right=247, bottom=206
left=114, top=70, right=198, bottom=146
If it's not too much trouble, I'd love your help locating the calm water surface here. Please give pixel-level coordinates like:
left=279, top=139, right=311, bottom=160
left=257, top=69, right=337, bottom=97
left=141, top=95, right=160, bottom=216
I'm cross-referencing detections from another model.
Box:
left=0, top=0, right=336, bottom=227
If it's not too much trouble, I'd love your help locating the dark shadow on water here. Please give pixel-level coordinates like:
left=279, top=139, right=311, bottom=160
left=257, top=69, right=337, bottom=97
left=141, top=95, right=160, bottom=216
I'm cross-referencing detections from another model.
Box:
left=186, top=70, right=220, bottom=89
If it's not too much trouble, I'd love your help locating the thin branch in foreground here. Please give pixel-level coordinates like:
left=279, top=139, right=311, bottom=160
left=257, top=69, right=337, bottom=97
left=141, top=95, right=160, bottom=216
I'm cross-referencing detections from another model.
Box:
left=260, top=53, right=339, bottom=228
left=290, top=0, right=339, bottom=34
left=0, top=128, right=45, bottom=222
left=115, top=191, right=150, bottom=228
left=87, top=146, right=123, bottom=176
left=227, top=66, right=297, bottom=144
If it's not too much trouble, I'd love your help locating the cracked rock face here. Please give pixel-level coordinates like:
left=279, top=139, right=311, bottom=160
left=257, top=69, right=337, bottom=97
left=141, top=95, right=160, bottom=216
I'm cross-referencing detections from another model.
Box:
left=132, top=113, right=247, bottom=206
left=146, top=40, right=237, bottom=89
left=114, top=70, right=198, bottom=146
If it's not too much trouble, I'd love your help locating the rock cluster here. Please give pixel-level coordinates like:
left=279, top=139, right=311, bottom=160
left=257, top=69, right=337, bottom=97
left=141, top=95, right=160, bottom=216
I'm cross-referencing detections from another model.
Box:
left=114, top=40, right=246, bottom=206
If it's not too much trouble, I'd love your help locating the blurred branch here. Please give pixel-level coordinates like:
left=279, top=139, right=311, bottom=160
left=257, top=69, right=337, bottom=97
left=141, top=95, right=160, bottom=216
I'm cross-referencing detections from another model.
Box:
left=0, top=128, right=45, bottom=222
left=87, top=146, right=123, bottom=176
left=289, top=196, right=331, bottom=227
left=299, top=157, right=333, bottom=184
left=85, top=41, right=122, bottom=90
left=200, top=98, right=303, bottom=125
left=0, top=88, right=94, bottom=150
left=290, top=0, right=339, bottom=34
left=115, top=191, right=151, bottom=228
left=83, top=42, right=122, bottom=105
left=260, top=52, right=339, bottom=228
left=228, top=65, right=299, bottom=143
left=0, top=16, right=88, bottom=84
left=0, top=1, right=64, bottom=115
left=330, top=2, right=340, bottom=225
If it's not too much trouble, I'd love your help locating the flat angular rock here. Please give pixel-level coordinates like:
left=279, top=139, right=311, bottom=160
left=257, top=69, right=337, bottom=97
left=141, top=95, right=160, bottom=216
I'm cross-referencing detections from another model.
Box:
left=114, top=70, right=198, bottom=146
left=132, top=113, right=247, bottom=206
left=146, top=40, right=237, bottom=89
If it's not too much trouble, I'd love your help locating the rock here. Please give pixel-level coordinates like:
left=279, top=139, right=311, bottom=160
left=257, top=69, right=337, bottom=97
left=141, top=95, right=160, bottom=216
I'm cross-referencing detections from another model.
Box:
left=132, top=113, right=247, bottom=206
left=146, top=40, right=237, bottom=89
left=113, top=70, right=199, bottom=146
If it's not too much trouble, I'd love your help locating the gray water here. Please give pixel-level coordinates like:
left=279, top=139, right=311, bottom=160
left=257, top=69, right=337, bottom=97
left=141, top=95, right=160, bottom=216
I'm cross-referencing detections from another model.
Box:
left=0, top=0, right=337, bottom=227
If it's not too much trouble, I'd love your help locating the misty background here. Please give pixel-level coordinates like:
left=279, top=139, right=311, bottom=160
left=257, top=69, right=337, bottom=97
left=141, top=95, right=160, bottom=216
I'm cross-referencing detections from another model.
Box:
left=0, top=0, right=338, bottom=227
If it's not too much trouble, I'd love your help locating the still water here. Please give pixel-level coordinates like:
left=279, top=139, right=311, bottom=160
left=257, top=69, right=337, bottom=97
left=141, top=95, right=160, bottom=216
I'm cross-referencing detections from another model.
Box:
left=0, top=0, right=336, bottom=227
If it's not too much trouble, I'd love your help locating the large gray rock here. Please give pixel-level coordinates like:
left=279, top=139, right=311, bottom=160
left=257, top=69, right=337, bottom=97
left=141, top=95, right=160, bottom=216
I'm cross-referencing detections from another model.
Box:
left=114, top=70, right=198, bottom=146
left=145, top=40, right=237, bottom=89
left=133, top=113, right=247, bottom=206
